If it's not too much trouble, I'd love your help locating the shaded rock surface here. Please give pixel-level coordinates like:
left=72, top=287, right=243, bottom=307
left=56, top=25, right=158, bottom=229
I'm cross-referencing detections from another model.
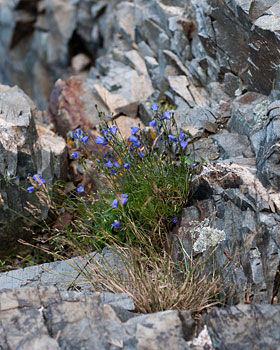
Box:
left=206, top=304, right=280, bottom=350
left=0, top=84, right=67, bottom=254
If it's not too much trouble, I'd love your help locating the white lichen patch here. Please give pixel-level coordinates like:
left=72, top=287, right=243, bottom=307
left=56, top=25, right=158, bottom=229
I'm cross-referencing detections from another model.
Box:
left=253, top=99, right=270, bottom=131
left=189, top=217, right=226, bottom=253
left=250, top=247, right=261, bottom=259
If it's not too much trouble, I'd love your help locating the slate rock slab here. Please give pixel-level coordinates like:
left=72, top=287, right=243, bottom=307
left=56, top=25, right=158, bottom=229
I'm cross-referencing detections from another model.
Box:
left=0, top=285, right=199, bottom=350
left=206, top=304, right=280, bottom=350
left=0, top=84, right=67, bottom=254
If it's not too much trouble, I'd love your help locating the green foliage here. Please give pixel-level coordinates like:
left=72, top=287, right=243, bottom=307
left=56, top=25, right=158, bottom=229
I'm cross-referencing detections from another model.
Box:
left=54, top=105, right=196, bottom=251
left=15, top=103, right=231, bottom=315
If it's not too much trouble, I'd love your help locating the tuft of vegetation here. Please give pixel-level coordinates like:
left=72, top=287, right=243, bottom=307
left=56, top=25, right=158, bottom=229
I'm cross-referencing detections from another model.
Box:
left=14, top=103, right=230, bottom=315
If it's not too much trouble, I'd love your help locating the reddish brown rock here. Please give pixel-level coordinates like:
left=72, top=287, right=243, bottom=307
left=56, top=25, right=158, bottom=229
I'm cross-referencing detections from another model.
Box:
left=48, top=77, right=109, bottom=138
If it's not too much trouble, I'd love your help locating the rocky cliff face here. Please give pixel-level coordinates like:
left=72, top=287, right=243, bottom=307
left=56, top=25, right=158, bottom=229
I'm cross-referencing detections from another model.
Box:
left=0, top=0, right=279, bottom=108
left=0, top=1, right=280, bottom=348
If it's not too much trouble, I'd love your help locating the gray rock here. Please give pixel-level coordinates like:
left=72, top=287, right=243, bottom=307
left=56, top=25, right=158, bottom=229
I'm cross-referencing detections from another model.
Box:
left=178, top=106, right=218, bottom=137
left=223, top=72, right=242, bottom=98
left=93, top=60, right=154, bottom=118
left=173, top=162, right=280, bottom=304
left=206, top=304, right=280, bottom=350
left=0, top=84, right=67, bottom=254
left=256, top=101, right=280, bottom=191
left=0, top=285, right=198, bottom=350
left=228, top=92, right=270, bottom=151
left=211, top=132, right=254, bottom=160
left=195, top=0, right=280, bottom=95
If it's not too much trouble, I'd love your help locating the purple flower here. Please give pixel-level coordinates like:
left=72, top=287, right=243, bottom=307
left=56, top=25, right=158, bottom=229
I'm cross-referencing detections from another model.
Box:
left=81, top=136, right=89, bottom=144
left=77, top=185, right=84, bottom=194
left=151, top=104, right=159, bottom=111
left=181, top=141, right=188, bottom=150
left=179, top=132, right=186, bottom=141
left=139, top=152, right=145, bottom=158
left=131, top=127, right=139, bottom=135
left=109, top=126, right=118, bottom=135
left=73, top=128, right=83, bottom=139
left=71, top=152, right=79, bottom=159
left=95, top=136, right=107, bottom=146
left=163, top=110, right=171, bottom=119
left=134, top=140, right=141, bottom=148
left=124, top=163, right=130, bottom=170
left=114, top=161, right=120, bottom=168
left=168, top=135, right=177, bottom=142
left=149, top=120, right=156, bottom=128
left=129, top=135, right=138, bottom=143
left=105, top=160, right=114, bottom=168
left=27, top=186, right=35, bottom=193
left=111, top=199, right=119, bottom=208
left=112, top=221, right=121, bottom=229
left=107, top=115, right=112, bottom=119
left=173, top=217, right=178, bottom=224
left=191, top=164, right=196, bottom=168
left=33, top=174, right=46, bottom=186
left=121, top=193, right=128, bottom=205
left=102, top=130, right=111, bottom=140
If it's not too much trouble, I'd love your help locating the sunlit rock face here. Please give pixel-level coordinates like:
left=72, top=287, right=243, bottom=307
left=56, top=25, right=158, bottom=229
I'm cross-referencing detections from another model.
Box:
left=0, top=1, right=279, bottom=109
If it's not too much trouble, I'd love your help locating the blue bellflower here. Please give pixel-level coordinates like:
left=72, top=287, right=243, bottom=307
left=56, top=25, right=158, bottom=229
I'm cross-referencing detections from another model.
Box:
left=27, top=186, right=35, bottom=193
left=129, top=135, right=138, bottom=143
left=33, top=174, right=46, bottom=186
left=73, top=129, right=83, bottom=139
left=112, top=221, right=121, bottom=228
left=77, top=185, right=84, bottom=193
left=168, top=135, right=177, bottom=142
left=111, top=199, right=119, bottom=208
left=149, top=120, right=156, bottom=128
left=105, top=160, right=114, bottom=168
left=109, top=126, right=118, bottom=135
left=181, top=141, right=188, bottom=150
left=81, top=136, right=89, bottom=144
left=130, top=127, right=139, bottom=135
left=114, top=161, right=120, bottom=168
left=121, top=193, right=128, bottom=205
left=95, top=136, right=108, bottom=146
left=71, top=152, right=79, bottom=159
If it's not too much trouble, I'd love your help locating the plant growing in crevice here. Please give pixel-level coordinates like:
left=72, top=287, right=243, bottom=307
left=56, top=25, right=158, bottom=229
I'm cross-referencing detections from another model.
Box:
left=17, top=103, right=230, bottom=315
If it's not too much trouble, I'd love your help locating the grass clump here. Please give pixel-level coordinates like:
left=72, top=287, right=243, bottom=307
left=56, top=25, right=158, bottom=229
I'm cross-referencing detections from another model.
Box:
left=21, top=103, right=227, bottom=315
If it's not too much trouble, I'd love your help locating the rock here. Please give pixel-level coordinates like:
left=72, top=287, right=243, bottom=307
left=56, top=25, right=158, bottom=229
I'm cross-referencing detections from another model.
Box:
left=173, top=162, right=280, bottom=304
left=206, top=304, right=280, bottom=350
left=168, top=75, right=196, bottom=107
left=228, top=92, right=270, bottom=153
left=49, top=76, right=109, bottom=138
left=0, top=285, right=198, bottom=350
left=0, top=84, right=67, bottom=254
left=71, top=53, right=91, bottom=73
left=195, top=0, right=280, bottom=95
left=211, top=132, right=254, bottom=160
left=114, top=116, right=145, bottom=139
left=256, top=100, right=280, bottom=191
left=93, top=60, right=154, bottom=118
left=223, top=72, right=242, bottom=98
left=178, top=106, right=218, bottom=137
